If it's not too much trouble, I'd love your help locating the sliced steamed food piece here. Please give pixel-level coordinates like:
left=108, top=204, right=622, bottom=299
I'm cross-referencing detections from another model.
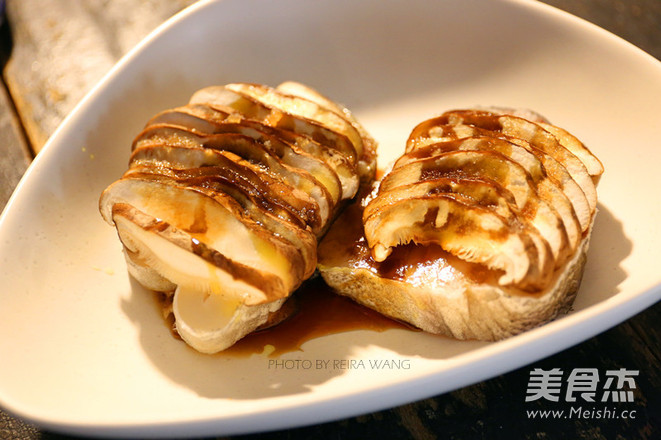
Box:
left=537, top=122, right=604, bottom=184
left=276, top=81, right=352, bottom=119
left=254, top=122, right=359, bottom=199
left=223, top=118, right=359, bottom=200
left=111, top=204, right=286, bottom=354
left=363, top=192, right=553, bottom=291
left=317, top=107, right=602, bottom=342
left=224, top=83, right=365, bottom=160
left=189, top=85, right=359, bottom=165
left=146, top=106, right=360, bottom=201
left=100, top=82, right=378, bottom=354
left=274, top=81, right=378, bottom=181
left=100, top=177, right=311, bottom=291
left=181, top=120, right=343, bottom=205
left=364, top=177, right=519, bottom=222
left=125, top=161, right=319, bottom=232
left=172, top=286, right=288, bottom=354
left=437, top=110, right=598, bottom=215
left=468, top=106, right=604, bottom=184
left=396, top=137, right=577, bottom=259
left=379, top=150, right=566, bottom=267
left=145, top=104, right=231, bottom=132
left=132, top=124, right=334, bottom=229
left=100, top=176, right=317, bottom=353
left=407, top=120, right=592, bottom=233
left=126, top=151, right=318, bottom=265
left=381, top=151, right=534, bottom=208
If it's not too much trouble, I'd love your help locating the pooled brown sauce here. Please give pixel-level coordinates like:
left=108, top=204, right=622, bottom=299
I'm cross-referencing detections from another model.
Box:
left=154, top=276, right=413, bottom=358
left=317, top=187, right=499, bottom=286
left=223, top=277, right=412, bottom=358
left=374, top=242, right=494, bottom=284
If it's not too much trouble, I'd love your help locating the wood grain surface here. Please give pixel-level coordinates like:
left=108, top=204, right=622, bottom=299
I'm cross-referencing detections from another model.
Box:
left=0, top=1, right=659, bottom=439
left=3, top=0, right=197, bottom=152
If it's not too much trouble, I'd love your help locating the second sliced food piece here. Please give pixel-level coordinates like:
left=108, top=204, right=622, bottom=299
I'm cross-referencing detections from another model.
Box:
left=318, top=108, right=602, bottom=341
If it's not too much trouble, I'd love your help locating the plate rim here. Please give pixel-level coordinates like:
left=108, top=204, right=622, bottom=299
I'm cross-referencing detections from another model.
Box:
left=1, top=0, right=660, bottom=437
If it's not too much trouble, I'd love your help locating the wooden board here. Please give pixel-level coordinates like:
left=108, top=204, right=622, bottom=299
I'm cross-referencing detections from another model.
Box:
left=0, top=74, right=31, bottom=209
left=3, top=0, right=197, bottom=152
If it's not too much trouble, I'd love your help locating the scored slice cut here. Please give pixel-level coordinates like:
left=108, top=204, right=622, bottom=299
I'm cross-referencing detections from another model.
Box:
left=124, top=151, right=319, bottom=265
left=407, top=120, right=593, bottom=233
left=180, top=120, right=344, bottom=205
left=363, top=192, right=553, bottom=291
left=275, top=81, right=378, bottom=183
left=189, top=85, right=359, bottom=165
left=125, top=162, right=318, bottom=232
left=224, top=83, right=366, bottom=161
left=145, top=104, right=231, bottom=132
left=537, top=122, right=604, bottom=184
left=461, top=106, right=604, bottom=184
left=433, top=110, right=598, bottom=215
left=364, top=177, right=519, bottom=222
left=132, top=124, right=335, bottom=228
left=393, top=137, right=576, bottom=261
left=100, top=178, right=312, bottom=291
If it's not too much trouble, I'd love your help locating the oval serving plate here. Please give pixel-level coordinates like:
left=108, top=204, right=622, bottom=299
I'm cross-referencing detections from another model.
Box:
left=1, top=0, right=660, bottom=437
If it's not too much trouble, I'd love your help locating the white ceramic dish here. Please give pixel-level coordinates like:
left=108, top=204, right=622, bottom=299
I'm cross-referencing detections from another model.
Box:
left=1, top=0, right=660, bottom=437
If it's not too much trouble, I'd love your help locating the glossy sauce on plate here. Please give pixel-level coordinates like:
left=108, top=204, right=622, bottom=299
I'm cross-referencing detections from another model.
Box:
left=156, top=275, right=412, bottom=358
left=225, top=277, right=412, bottom=357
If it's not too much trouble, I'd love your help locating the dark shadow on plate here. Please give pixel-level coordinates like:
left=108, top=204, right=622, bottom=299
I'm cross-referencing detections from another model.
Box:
left=120, top=276, right=486, bottom=401
left=570, top=202, right=632, bottom=310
